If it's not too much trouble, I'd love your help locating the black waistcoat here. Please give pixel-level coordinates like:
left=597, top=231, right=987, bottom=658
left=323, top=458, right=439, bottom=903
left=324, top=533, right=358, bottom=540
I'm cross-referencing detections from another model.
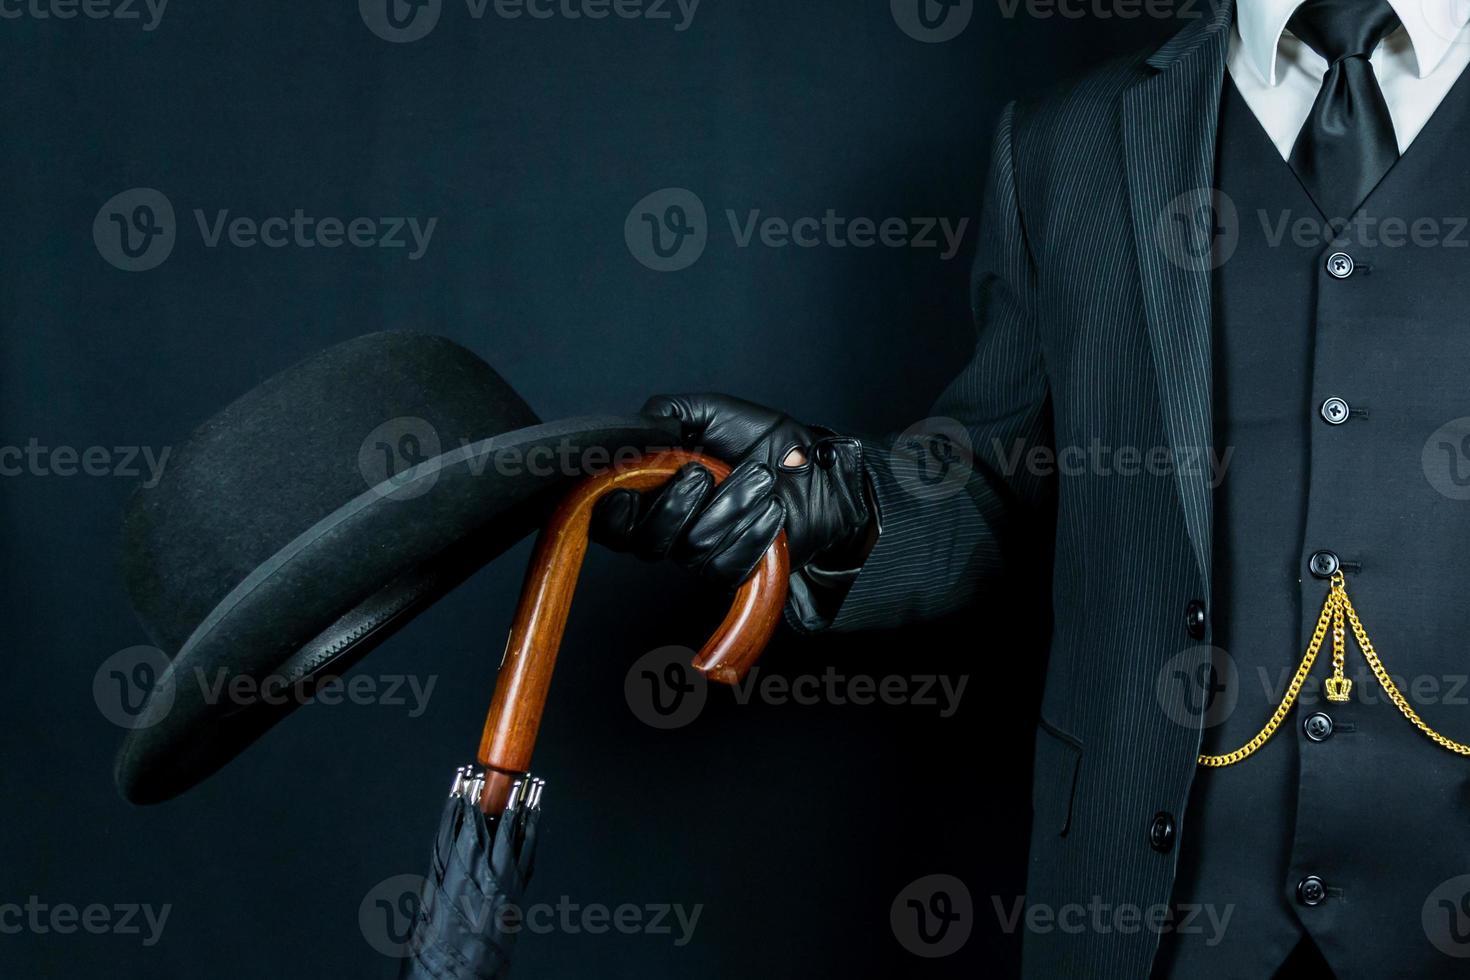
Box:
left=1155, top=74, right=1470, bottom=980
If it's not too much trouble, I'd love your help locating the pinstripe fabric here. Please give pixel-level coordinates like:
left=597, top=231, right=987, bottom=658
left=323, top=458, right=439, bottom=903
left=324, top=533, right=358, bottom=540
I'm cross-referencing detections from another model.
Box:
left=829, top=98, right=1051, bottom=633
left=827, top=8, right=1236, bottom=978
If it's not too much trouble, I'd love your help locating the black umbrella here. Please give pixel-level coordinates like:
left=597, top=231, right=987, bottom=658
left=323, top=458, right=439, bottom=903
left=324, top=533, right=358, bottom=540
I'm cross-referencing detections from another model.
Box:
left=399, top=770, right=544, bottom=980
left=394, top=450, right=789, bottom=978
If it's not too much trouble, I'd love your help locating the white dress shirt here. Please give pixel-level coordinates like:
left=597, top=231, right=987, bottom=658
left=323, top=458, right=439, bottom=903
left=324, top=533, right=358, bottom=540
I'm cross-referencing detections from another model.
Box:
left=1229, top=0, right=1470, bottom=158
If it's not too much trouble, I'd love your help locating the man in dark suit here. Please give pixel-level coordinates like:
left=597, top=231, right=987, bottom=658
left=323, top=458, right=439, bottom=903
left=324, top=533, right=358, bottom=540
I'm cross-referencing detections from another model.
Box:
left=593, top=1, right=1470, bottom=975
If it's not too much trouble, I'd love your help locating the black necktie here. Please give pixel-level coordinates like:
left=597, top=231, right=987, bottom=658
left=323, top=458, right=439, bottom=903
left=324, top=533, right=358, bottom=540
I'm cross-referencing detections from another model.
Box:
left=1286, top=0, right=1403, bottom=219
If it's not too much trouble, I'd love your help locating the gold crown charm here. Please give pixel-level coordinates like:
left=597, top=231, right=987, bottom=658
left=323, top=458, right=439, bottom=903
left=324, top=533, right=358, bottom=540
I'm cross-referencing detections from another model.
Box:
left=1324, top=676, right=1353, bottom=702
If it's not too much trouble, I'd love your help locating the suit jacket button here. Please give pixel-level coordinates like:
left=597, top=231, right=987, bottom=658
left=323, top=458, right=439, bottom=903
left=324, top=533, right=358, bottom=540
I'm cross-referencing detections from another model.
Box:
left=1185, top=601, right=1207, bottom=640
left=1297, top=875, right=1327, bottom=906
left=1149, top=812, right=1176, bottom=853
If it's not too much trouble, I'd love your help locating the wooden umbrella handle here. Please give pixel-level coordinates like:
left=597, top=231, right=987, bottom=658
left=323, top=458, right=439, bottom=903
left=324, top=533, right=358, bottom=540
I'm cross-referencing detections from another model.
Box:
left=475, top=450, right=790, bottom=813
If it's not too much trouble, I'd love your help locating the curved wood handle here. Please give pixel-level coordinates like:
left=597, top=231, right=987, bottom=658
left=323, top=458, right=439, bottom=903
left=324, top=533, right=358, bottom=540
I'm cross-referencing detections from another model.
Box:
left=475, top=450, right=790, bottom=812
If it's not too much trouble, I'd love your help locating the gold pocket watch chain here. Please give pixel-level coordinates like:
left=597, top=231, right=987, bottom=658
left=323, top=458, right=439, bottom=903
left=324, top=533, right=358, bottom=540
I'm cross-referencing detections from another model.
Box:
left=1198, top=571, right=1470, bottom=767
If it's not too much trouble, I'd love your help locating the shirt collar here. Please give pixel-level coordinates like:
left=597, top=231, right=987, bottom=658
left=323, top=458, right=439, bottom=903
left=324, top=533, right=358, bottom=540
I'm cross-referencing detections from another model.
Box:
left=1237, top=0, right=1470, bottom=84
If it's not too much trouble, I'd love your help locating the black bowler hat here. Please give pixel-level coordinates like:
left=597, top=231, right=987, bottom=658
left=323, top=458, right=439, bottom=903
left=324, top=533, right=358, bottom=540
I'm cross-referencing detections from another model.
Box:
left=115, top=332, right=676, bottom=804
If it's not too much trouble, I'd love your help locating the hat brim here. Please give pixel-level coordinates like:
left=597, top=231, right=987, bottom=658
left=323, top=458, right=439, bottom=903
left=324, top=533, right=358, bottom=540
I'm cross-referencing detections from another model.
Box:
left=115, top=414, right=679, bottom=804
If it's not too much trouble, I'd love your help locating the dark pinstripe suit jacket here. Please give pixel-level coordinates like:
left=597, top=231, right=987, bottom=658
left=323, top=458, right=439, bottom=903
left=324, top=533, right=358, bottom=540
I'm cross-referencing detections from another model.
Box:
left=828, top=6, right=1239, bottom=977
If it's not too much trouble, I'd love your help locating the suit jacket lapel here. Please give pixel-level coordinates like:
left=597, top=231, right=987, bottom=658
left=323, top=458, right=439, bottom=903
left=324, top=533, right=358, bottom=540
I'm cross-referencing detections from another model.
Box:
left=1123, top=4, right=1233, bottom=595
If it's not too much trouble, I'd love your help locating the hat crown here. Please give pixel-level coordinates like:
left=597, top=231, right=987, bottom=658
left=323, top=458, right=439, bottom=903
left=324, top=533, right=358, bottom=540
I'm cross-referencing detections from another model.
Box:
left=121, top=332, right=538, bottom=653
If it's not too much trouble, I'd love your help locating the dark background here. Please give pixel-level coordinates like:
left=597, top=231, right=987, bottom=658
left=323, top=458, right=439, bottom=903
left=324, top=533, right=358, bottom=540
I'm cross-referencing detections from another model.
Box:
left=2, top=3, right=1179, bottom=977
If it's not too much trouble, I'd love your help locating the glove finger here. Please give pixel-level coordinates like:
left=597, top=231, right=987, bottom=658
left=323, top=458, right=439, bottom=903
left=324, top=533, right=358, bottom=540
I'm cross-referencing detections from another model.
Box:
left=641, top=393, right=776, bottom=460
left=630, top=463, right=715, bottom=562
left=702, top=496, right=785, bottom=588
left=674, top=459, right=776, bottom=568
left=589, top=489, right=640, bottom=551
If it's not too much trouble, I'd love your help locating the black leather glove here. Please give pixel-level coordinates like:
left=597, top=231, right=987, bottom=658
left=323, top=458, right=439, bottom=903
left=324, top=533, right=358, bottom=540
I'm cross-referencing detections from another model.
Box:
left=591, top=394, right=873, bottom=588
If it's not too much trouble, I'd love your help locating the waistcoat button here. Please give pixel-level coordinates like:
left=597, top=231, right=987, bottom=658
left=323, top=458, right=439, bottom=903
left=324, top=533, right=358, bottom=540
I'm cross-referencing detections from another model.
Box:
left=1304, top=712, right=1335, bottom=742
left=1309, top=551, right=1340, bottom=578
left=1326, top=252, right=1355, bottom=278
left=1297, top=875, right=1328, bottom=906
left=1320, top=397, right=1350, bottom=425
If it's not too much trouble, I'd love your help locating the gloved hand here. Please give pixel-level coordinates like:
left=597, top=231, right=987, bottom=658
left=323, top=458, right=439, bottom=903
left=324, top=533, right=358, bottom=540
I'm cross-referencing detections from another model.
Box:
left=591, top=394, right=873, bottom=588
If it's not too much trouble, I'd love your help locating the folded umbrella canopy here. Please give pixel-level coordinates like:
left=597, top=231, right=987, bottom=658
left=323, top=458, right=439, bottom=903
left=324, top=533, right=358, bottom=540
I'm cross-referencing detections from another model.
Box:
left=398, top=772, right=543, bottom=979
left=398, top=450, right=789, bottom=979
